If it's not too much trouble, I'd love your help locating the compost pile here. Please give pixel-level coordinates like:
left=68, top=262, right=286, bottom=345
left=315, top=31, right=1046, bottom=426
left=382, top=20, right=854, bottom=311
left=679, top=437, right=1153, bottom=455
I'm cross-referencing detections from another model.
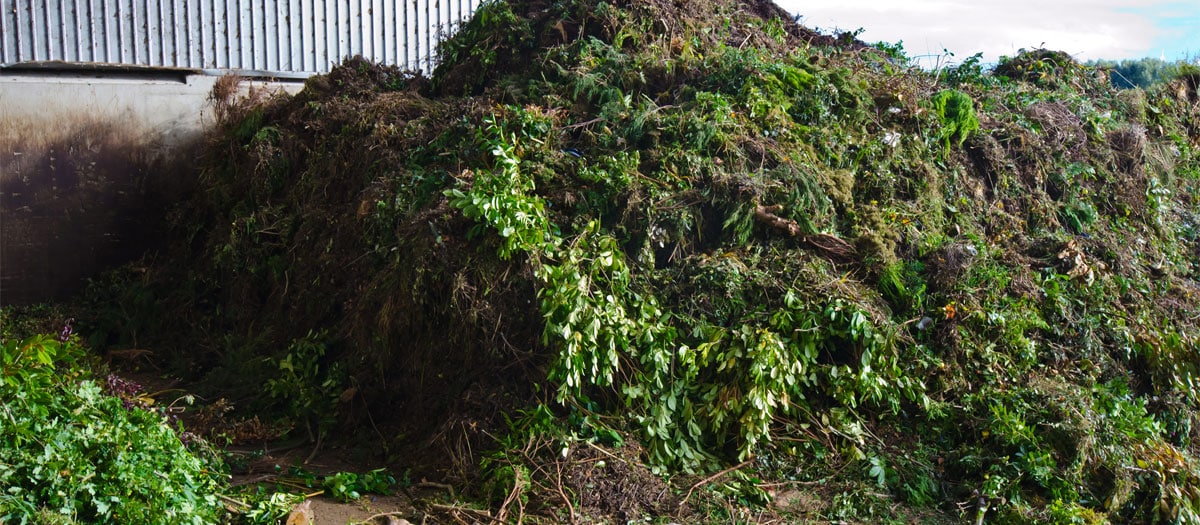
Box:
left=87, top=0, right=1200, bottom=521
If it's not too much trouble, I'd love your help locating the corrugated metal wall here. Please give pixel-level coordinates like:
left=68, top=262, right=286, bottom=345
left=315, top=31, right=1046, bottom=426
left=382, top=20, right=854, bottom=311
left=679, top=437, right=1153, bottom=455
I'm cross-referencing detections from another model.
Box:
left=0, top=0, right=478, bottom=74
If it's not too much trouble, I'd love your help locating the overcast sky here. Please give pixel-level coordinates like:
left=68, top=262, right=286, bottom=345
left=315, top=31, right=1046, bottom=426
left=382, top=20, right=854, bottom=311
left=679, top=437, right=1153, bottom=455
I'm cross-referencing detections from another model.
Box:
left=774, top=0, right=1200, bottom=67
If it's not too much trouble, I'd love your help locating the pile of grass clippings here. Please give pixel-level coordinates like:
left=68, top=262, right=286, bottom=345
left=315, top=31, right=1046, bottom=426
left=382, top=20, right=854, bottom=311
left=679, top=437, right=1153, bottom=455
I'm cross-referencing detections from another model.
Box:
left=72, top=0, right=1200, bottom=522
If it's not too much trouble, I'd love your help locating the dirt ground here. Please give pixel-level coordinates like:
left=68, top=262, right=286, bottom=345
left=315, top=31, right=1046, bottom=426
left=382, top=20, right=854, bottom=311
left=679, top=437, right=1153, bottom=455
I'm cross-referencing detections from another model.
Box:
left=226, top=442, right=441, bottom=525
left=305, top=495, right=413, bottom=525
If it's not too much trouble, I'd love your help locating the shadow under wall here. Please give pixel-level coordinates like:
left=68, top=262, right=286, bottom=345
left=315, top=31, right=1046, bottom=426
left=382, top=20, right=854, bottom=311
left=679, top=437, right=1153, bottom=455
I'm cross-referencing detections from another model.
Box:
left=0, top=119, right=198, bottom=306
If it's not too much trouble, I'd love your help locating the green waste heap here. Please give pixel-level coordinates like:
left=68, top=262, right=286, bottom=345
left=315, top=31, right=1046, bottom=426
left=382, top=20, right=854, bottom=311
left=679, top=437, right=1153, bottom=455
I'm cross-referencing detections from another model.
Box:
left=85, top=0, right=1200, bottom=521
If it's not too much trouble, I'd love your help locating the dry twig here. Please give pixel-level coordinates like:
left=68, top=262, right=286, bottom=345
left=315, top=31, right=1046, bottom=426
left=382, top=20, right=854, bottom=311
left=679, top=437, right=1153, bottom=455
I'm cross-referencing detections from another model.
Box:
left=354, top=511, right=410, bottom=524
left=494, top=464, right=526, bottom=524
left=417, top=481, right=456, bottom=499
left=679, top=458, right=756, bottom=506
left=427, top=503, right=494, bottom=523
left=554, top=457, right=578, bottom=525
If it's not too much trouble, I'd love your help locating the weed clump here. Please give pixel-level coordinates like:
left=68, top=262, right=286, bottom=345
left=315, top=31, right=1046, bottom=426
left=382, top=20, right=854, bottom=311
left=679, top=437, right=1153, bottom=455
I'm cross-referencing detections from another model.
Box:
left=995, top=48, right=1083, bottom=87
left=931, top=89, right=979, bottom=150
left=0, top=330, right=225, bottom=523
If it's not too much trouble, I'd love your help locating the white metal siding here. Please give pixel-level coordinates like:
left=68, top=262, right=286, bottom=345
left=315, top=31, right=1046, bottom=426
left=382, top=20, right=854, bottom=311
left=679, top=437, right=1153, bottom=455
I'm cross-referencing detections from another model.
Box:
left=0, top=0, right=478, bottom=74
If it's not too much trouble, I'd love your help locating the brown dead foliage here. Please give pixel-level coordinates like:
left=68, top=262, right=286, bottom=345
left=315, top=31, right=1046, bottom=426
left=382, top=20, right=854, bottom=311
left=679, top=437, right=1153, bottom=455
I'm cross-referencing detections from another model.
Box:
left=924, top=242, right=979, bottom=296
left=1104, top=125, right=1150, bottom=217
left=1026, top=101, right=1087, bottom=161
left=563, top=443, right=683, bottom=522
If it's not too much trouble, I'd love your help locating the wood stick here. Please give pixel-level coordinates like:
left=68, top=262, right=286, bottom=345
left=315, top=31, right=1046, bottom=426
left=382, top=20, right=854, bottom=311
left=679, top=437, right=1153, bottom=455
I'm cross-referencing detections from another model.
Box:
left=427, top=503, right=494, bottom=522
left=754, top=205, right=801, bottom=236
left=679, top=458, right=756, bottom=506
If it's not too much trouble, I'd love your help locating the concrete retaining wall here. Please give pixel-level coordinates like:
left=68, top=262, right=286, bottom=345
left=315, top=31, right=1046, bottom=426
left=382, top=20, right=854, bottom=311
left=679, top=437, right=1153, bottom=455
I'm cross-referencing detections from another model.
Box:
left=0, top=67, right=303, bottom=305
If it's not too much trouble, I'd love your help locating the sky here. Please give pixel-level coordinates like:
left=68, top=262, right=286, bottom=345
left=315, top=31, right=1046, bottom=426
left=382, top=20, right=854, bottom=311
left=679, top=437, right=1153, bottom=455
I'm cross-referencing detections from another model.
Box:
left=773, top=0, right=1200, bottom=67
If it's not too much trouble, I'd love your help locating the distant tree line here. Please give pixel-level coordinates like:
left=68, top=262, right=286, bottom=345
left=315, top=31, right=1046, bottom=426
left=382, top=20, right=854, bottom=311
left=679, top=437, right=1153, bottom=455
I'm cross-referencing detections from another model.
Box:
left=1088, top=57, right=1197, bottom=89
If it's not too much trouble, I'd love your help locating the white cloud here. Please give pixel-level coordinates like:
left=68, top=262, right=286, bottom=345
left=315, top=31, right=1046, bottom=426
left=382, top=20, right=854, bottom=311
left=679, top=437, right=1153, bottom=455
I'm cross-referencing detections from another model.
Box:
left=775, top=0, right=1167, bottom=64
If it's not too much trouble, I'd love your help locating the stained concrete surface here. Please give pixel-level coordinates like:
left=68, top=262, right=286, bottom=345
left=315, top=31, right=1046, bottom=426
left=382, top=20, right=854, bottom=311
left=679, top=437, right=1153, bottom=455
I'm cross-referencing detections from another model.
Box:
left=0, top=69, right=303, bottom=305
